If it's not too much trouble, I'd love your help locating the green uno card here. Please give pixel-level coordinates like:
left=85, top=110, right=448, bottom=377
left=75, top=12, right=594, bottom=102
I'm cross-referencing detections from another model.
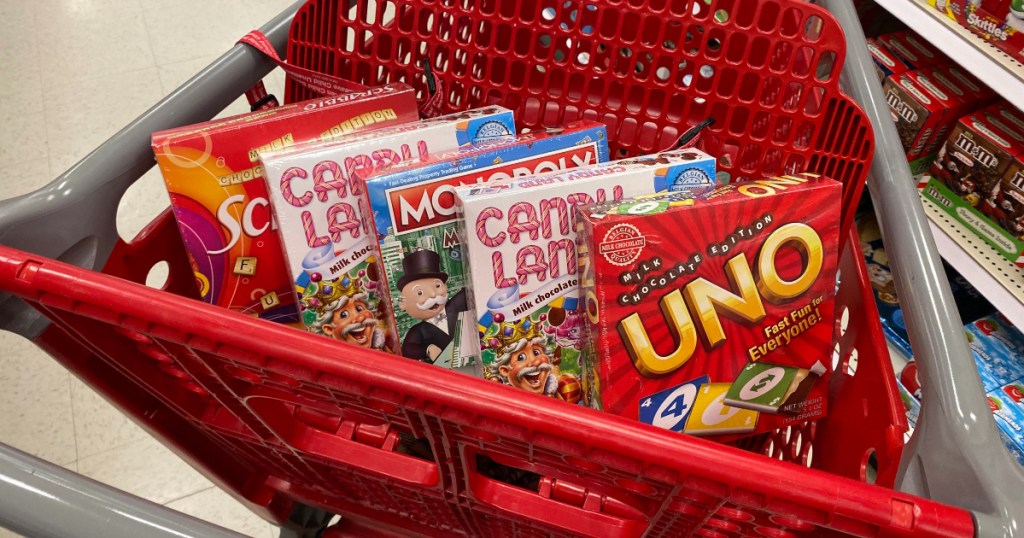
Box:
left=724, top=361, right=804, bottom=414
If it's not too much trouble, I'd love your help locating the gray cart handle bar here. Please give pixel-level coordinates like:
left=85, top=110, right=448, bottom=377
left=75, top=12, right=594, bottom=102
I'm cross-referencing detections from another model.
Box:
left=0, top=1, right=304, bottom=339
left=823, top=1, right=1024, bottom=536
left=0, top=0, right=1021, bottom=536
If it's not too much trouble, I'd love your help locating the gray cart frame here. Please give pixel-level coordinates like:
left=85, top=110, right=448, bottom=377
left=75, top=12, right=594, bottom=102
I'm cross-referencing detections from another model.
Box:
left=0, top=0, right=1021, bottom=536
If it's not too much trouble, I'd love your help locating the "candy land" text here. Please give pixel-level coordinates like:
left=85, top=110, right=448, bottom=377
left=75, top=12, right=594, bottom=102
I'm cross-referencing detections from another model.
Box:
left=279, top=141, right=428, bottom=248
left=476, top=186, right=624, bottom=288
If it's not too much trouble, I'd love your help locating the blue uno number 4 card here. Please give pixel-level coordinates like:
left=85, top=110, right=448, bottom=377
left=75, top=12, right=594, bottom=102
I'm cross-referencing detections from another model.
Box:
left=638, top=376, right=709, bottom=433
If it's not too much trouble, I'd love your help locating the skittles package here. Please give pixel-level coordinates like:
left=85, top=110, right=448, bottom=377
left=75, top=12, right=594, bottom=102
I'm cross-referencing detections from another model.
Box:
left=576, top=173, right=841, bottom=439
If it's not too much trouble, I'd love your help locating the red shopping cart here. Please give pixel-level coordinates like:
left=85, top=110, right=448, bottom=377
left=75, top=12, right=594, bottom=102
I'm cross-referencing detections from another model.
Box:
left=0, top=0, right=1014, bottom=537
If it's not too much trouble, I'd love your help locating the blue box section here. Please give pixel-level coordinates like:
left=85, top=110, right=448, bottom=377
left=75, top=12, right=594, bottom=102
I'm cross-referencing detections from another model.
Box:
left=968, top=316, right=1024, bottom=389
left=661, top=149, right=717, bottom=190
left=365, top=123, right=609, bottom=237
left=857, top=210, right=994, bottom=360
left=989, top=389, right=1024, bottom=467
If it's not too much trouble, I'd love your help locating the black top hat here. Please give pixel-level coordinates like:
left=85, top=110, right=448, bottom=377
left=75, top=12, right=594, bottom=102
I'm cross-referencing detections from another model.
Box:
left=398, top=249, right=449, bottom=290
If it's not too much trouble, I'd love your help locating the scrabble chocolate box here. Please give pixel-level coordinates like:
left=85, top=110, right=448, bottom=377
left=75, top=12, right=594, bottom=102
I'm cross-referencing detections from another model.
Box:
left=152, top=83, right=419, bottom=325
left=576, top=173, right=841, bottom=439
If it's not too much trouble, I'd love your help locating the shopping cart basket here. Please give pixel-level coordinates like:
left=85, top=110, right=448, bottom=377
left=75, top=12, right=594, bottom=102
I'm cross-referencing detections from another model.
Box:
left=0, top=0, right=1019, bottom=536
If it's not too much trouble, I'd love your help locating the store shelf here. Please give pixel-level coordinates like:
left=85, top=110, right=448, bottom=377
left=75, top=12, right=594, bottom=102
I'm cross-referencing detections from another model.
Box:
left=920, top=189, right=1024, bottom=330
left=873, top=0, right=1024, bottom=111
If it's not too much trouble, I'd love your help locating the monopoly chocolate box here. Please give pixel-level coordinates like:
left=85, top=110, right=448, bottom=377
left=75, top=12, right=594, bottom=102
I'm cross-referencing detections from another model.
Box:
left=364, top=121, right=609, bottom=369
left=152, top=83, right=418, bottom=325
left=454, top=149, right=716, bottom=401
left=260, top=106, right=515, bottom=351
left=577, top=173, right=841, bottom=438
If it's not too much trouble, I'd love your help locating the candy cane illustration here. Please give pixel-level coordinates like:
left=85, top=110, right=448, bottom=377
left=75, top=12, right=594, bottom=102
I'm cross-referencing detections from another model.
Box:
left=302, top=211, right=329, bottom=248
left=548, top=238, right=576, bottom=279
left=343, top=154, right=373, bottom=194
left=476, top=207, right=505, bottom=247
left=516, top=245, right=547, bottom=285
left=312, top=160, right=346, bottom=202
left=539, top=197, right=570, bottom=238
left=280, top=167, right=313, bottom=207
left=492, top=252, right=516, bottom=288
left=508, top=202, right=539, bottom=243
left=327, top=203, right=361, bottom=242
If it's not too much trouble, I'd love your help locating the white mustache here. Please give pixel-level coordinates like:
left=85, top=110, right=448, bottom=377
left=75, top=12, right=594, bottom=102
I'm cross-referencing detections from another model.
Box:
left=417, top=294, right=447, bottom=310
left=516, top=363, right=553, bottom=380
left=342, top=318, right=377, bottom=336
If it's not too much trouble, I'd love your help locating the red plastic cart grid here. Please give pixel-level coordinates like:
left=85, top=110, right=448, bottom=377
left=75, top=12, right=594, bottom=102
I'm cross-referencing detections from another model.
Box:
left=0, top=0, right=1013, bottom=536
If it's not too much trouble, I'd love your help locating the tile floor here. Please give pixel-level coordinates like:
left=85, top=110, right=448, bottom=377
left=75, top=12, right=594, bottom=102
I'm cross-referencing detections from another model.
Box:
left=0, top=1, right=299, bottom=536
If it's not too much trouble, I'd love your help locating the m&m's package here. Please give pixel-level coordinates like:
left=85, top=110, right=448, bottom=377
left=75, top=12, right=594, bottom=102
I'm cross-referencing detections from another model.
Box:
left=576, top=173, right=841, bottom=439
left=260, top=106, right=515, bottom=352
left=152, top=83, right=419, bottom=325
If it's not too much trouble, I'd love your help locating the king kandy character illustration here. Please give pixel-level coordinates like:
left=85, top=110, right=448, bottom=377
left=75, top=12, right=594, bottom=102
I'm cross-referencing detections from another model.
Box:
left=487, top=315, right=559, bottom=396
left=398, top=249, right=468, bottom=363
left=307, top=273, right=389, bottom=351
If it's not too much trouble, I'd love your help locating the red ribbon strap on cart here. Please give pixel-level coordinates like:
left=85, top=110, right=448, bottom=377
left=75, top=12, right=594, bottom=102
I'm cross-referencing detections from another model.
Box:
left=237, top=30, right=445, bottom=118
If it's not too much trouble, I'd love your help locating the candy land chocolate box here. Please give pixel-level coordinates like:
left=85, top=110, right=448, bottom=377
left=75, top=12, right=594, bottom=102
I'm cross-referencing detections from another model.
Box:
left=260, top=106, right=515, bottom=351
left=577, top=173, right=841, bottom=438
left=454, top=149, right=716, bottom=402
left=152, top=83, right=418, bottom=325
left=364, top=121, right=609, bottom=370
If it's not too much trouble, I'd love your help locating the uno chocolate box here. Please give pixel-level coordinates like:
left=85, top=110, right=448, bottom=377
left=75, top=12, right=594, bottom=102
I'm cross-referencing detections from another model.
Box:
left=866, top=38, right=911, bottom=81
left=260, top=106, right=515, bottom=351
left=152, top=83, right=418, bottom=325
left=454, top=149, right=716, bottom=402
left=364, top=121, right=609, bottom=369
left=577, top=173, right=841, bottom=438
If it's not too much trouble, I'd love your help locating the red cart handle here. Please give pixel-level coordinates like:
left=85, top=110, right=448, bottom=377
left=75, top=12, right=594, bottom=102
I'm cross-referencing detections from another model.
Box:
left=247, top=396, right=440, bottom=488
left=237, top=30, right=445, bottom=118
left=468, top=456, right=648, bottom=538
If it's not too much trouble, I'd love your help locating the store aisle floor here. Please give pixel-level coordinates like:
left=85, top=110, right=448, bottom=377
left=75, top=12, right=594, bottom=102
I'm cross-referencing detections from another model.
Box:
left=0, top=2, right=295, bottom=536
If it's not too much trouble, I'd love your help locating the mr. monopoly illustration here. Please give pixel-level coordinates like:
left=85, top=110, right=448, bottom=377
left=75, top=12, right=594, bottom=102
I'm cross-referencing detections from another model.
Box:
left=397, top=249, right=469, bottom=363
left=306, top=271, right=391, bottom=352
